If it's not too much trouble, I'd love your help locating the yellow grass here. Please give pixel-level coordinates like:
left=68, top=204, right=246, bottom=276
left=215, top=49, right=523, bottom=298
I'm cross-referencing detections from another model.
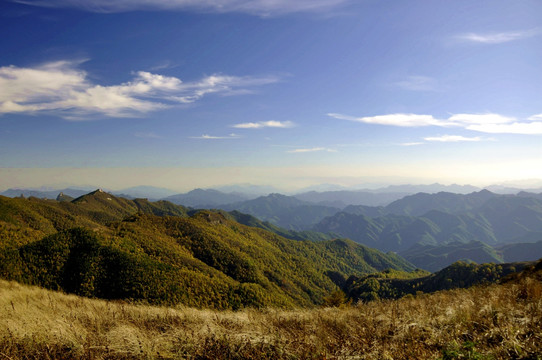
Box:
left=1, top=278, right=541, bottom=359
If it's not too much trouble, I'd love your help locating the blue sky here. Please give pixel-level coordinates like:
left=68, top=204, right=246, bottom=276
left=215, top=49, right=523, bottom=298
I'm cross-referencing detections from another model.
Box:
left=1, top=0, right=541, bottom=191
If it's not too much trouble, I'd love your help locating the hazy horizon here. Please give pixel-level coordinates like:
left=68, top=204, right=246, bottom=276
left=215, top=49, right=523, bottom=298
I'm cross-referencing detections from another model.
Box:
left=2, top=170, right=542, bottom=195
left=1, top=1, right=541, bottom=192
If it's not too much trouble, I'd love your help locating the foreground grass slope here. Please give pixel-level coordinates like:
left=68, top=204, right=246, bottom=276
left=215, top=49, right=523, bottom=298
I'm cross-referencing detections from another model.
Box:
left=1, top=264, right=541, bottom=360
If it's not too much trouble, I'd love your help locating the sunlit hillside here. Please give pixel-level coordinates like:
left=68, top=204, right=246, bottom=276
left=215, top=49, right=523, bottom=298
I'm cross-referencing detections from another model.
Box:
left=0, top=193, right=414, bottom=309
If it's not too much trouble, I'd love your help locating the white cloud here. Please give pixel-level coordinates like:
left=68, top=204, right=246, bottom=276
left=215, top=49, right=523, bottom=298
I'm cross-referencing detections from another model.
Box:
left=394, top=76, right=437, bottom=91
left=450, top=114, right=542, bottom=134
left=455, top=28, right=540, bottom=44
left=401, top=142, right=424, bottom=146
left=466, top=122, right=542, bottom=135
left=190, top=133, right=241, bottom=139
left=170, top=74, right=280, bottom=104
left=232, top=120, right=294, bottom=129
left=448, top=113, right=515, bottom=125
left=424, top=135, right=483, bottom=142
left=13, top=0, right=350, bottom=15
left=0, top=61, right=278, bottom=119
left=329, top=112, right=542, bottom=135
left=328, top=113, right=446, bottom=127
left=287, top=147, right=337, bottom=153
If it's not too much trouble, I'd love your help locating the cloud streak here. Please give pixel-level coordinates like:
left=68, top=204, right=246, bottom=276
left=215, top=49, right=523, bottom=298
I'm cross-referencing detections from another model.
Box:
left=169, top=74, right=280, bottom=104
left=287, top=147, right=337, bottom=153
left=0, top=61, right=279, bottom=119
left=424, top=135, right=483, bottom=142
left=328, top=113, right=445, bottom=127
left=329, top=112, right=542, bottom=135
left=401, top=142, right=424, bottom=146
left=12, top=0, right=350, bottom=16
left=455, top=28, right=540, bottom=44
left=190, top=133, right=241, bottom=140
left=232, top=120, right=294, bottom=129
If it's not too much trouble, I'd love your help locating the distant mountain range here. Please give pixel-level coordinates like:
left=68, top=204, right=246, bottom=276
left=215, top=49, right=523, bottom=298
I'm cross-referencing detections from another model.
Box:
left=112, top=185, right=179, bottom=199
left=313, top=191, right=542, bottom=270
left=213, top=184, right=281, bottom=195
left=219, top=193, right=341, bottom=230
left=4, top=182, right=542, bottom=206
left=1, top=187, right=90, bottom=199
left=164, top=188, right=254, bottom=208
left=0, top=186, right=178, bottom=201
left=3, top=184, right=542, bottom=272
left=293, top=190, right=409, bottom=207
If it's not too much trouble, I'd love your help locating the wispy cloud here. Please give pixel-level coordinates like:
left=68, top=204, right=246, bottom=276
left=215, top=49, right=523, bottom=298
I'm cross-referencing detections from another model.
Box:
left=401, top=142, right=424, bottom=146
left=394, top=75, right=437, bottom=91
left=232, top=120, right=294, bottom=129
left=528, top=114, right=542, bottom=121
left=450, top=114, right=542, bottom=134
left=190, top=133, right=241, bottom=140
left=329, top=112, right=542, bottom=135
left=149, top=60, right=179, bottom=71
left=455, top=28, right=540, bottom=44
left=466, top=122, right=542, bottom=134
left=12, top=0, right=351, bottom=16
left=287, top=147, right=337, bottom=153
left=401, top=135, right=489, bottom=146
left=0, top=61, right=279, bottom=119
left=169, top=74, right=280, bottom=104
left=328, top=113, right=445, bottom=127
left=424, top=135, right=483, bottom=142
left=447, top=113, right=515, bottom=125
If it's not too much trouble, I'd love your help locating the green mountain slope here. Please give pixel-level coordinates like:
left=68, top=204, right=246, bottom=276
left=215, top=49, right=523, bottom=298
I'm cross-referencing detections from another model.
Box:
left=344, top=260, right=532, bottom=302
left=0, top=192, right=414, bottom=309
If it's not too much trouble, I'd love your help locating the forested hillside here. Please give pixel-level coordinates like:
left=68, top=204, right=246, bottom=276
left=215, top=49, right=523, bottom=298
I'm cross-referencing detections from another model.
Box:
left=0, top=191, right=414, bottom=309
left=343, top=260, right=532, bottom=302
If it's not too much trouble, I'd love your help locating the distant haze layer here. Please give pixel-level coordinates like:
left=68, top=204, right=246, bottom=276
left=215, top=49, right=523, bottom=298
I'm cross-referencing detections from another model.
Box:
left=2, top=167, right=542, bottom=193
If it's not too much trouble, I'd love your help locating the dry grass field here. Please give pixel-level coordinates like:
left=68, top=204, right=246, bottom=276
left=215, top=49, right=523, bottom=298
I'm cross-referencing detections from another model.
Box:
left=1, top=276, right=541, bottom=360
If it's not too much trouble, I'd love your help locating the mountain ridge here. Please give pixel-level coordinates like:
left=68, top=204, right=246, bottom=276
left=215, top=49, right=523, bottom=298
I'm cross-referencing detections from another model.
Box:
left=313, top=190, right=542, bottom=270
